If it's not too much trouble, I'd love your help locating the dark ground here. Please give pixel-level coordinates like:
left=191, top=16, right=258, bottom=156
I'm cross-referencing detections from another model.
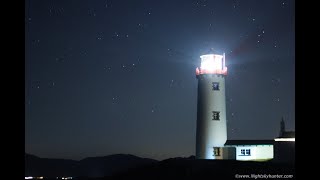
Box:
left=106, top=158, right=295, bottom=180
left=26, top=154, right=295, bottom=180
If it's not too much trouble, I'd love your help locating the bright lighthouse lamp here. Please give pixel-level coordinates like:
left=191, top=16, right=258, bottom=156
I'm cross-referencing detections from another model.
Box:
left=196, top=53, right=227, bottom=75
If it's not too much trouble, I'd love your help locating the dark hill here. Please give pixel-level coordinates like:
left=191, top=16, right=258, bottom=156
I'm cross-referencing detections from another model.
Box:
left=25, top=153, right=158, bottom=178
left=77, top=154, right=158, bottom=177
left=25, top=153, right=78, bottom=177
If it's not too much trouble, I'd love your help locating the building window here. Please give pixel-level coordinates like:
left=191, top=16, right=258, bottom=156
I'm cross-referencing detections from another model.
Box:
left=212, top=82, right=220, bottom=90
left=212, top=111, right=220, bottom=120
left=240, top=149, right=251, bottom=156
left=213, top=147, right=220, bottom=156
left=246, top=149, right=251, bottom=156
left=240, top=149, right=245, bottom=155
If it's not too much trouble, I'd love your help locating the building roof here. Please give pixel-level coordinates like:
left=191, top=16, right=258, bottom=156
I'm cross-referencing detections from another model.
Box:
left=278, top=131, right=295, bottom=138
left=224, top=140, right=274, bottom=146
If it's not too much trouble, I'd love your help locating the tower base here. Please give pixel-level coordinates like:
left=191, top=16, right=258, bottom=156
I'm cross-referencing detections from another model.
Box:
left=196, top=147, right=236, bottom=160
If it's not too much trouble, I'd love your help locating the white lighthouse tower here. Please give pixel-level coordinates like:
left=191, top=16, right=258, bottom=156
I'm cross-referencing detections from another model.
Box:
left=195, top=53, right=229, bottom=159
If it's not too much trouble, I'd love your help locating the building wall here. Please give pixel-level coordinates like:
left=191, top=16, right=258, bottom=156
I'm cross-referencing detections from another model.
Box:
left=254, top=145, right=274, bottom=160
left=225, top=145, right=273, bottom=161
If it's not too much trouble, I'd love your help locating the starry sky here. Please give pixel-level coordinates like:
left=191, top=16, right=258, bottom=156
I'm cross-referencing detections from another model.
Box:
left=25, top=0, right=295, bottom=161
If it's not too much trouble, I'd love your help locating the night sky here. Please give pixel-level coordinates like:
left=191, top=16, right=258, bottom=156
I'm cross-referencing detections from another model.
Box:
left=25, top=0, right=295, bottom=161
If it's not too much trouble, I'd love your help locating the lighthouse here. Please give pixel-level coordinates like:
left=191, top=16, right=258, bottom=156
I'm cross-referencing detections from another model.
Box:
left=195, top=53, right=229, bottom=159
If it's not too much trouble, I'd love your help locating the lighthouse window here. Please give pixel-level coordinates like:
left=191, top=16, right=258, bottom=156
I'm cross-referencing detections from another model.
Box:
left=212, top=82, right=220, bottom=90
left=213, top=147, right=220, bottom=156
left=212, top=111, right=220, bottom=120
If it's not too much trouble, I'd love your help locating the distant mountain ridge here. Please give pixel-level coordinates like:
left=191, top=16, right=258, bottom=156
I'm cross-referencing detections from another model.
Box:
left=25, top=153, right=158, bottom=178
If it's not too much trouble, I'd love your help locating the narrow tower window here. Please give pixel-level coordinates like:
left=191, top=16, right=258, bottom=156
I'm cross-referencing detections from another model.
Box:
left=212, top=111, right=220, bottom=120
left=213, top=147, right=220, bottom=156
left=212, top=82, right=220, bottom=90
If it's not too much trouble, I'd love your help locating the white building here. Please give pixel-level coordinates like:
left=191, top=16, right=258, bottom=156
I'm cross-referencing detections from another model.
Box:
left=224, top=140, right=274, bottom=161
left=194, top=52, right=294, bottom=162
left=223, top=119, right=295, bottom=162
left=273, top=118, right=295, bottom=163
